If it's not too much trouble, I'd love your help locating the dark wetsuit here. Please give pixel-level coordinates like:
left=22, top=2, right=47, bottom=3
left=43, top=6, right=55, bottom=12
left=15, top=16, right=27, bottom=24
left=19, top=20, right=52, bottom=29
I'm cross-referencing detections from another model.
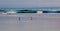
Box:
left=19, top=17, right=20, bottom=21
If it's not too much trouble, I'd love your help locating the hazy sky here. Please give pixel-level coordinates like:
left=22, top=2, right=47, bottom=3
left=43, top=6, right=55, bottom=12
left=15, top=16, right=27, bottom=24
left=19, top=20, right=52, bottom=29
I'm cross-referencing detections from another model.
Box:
left=0, top=0, right=60, bottom=8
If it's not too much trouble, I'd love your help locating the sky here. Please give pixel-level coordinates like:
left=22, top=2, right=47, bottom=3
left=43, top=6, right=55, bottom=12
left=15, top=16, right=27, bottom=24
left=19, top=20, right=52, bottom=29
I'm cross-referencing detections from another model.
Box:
left=0, top=0, right=60, bottom=8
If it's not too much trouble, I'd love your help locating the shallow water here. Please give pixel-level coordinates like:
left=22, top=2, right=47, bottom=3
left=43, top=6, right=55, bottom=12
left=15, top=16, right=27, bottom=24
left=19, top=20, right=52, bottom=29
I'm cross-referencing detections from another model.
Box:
left=0, top=13, right=60, bottom=31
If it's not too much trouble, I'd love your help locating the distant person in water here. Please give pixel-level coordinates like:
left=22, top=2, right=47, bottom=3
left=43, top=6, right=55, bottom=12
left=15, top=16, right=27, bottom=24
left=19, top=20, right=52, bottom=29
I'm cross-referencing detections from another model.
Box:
left=18, top=17, right=20, bottom=24
left=19, top=17, right=20, bottom=21
left=30, top=17, right=32, bottom=20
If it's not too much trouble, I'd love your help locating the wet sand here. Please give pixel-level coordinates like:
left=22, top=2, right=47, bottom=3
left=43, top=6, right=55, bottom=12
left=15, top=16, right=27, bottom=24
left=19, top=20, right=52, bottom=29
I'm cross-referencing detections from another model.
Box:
left=0, top=13, right=60, bottom=31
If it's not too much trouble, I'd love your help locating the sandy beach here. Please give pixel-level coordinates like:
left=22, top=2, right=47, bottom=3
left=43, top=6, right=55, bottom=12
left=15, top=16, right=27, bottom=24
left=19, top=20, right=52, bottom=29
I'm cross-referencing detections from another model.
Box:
left=0, top=13, right=60, bottom=31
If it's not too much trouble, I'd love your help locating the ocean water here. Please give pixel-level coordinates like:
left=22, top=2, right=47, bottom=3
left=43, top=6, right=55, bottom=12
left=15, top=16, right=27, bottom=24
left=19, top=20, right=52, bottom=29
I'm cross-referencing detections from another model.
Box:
left=0, top=7, right=60, bottom=12
left=0, top=7, right=60, bottom=31
left=0, top=7, right=60, bottom=17
left=0, top=13, right=60, bottom=31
